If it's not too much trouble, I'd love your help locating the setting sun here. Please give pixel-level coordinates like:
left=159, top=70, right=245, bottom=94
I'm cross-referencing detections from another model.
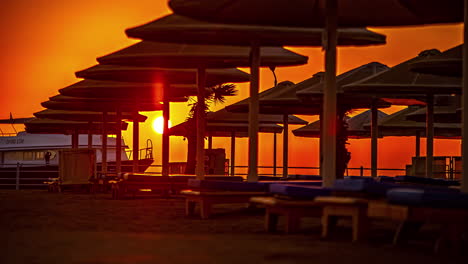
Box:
left=152, top=116, right=172, bottom=134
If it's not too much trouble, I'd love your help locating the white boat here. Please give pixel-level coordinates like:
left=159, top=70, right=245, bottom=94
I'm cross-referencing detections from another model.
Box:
left=0, top=119, right=154, bottom=187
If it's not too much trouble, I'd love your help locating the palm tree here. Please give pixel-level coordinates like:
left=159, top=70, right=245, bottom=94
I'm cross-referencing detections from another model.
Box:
left=183, top=83, right=237, bottom=174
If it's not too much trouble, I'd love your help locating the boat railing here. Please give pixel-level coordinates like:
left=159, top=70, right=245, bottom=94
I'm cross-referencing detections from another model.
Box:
left=125, top=139, right=154, bottom=160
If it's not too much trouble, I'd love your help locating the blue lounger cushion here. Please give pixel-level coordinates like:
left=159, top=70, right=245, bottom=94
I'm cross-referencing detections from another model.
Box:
left=332, top=178, right=404, bottom=197
left=394, top=176, right=460, bottom=186
left=258, top=176, right=282, bottom=181
left=387, top=188, right=468, bottom=209
left=269, top=184, right=331, bottom=199
left=284, top=175, right=322, bottom=181
left=187, top=179, right=269, bottom=192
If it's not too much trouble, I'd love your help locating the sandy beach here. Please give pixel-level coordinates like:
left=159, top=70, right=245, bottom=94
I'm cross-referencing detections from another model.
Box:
left=1, top=189, right=466, bottom=264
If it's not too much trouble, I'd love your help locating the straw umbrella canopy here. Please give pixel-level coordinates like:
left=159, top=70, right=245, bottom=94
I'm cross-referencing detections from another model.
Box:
left=24, top=118, right=127, bottom=137
left=97, top=41, right=308, bottom=181
left=123, top=12, right=386, bottom=183
left=59, top=80, right=191, bottom=101
left=168, top=1, right=462, bottom=28
left=410, top=45, right=462, bottom=77
left=293, top=110, right=388, bottom=138
left=374, top=107, right=461, bottom=139
left=168, top=0, right=464, bottom=189
left=345, top=50, right=462, bottom=178
left=74, top=65, right=249, bottom=177
left=126, top=14, right=386, bottom=47
left=76, top=64, right=250, bottom=86
left=34, top=109, right=147, bottom=123
left=405, top=105, right=461, bottom=123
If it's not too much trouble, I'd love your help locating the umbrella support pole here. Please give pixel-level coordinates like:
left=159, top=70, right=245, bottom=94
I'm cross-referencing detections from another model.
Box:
left=132, top=112, right=139, bottom=173
left=371, top=100, right=378, bottom=177
left=322, top=0, right=338, bottom=187
left=162, top=82, right=170, bottom=177
left=195, top=67, right=206, bottom=179
left=273, top=132, right=277, bottom=177
left=247, top=40, right=260, bottom=182
left=116, top=110, right=122, bottom=175
left=462, top=0, right=468, bottom=192
left=102, top=112, right=108, bottom=176
left=230, top=132, right=236, bottom=176
left=426, top=94, right=434, bottom=178
left=87, top=122, right=93, bottom=149
left=283, top=114, right=289, bottom=178
left=72, top=130, right=79, bottom=149
left=415, top=131, right=421, bottom=157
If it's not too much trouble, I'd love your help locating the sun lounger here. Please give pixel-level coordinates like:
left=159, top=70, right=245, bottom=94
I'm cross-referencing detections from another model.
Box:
left=368, top=188, right=468, bottom=252
left=110, top=174, right=245, bottom=199
left=182, top=179, right=320, bottom=219
left=110, top=174, right=172, bottom=199
left=250, top=184, right=330, bottom=233
left=182, top=179, right=270, bottom=219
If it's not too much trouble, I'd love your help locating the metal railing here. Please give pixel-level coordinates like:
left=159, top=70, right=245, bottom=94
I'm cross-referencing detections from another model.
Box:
left=0, top=163, right=57, bottom=190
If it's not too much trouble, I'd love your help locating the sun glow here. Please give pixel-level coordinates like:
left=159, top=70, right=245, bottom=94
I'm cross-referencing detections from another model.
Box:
left=152, top=116, right=171, bottom=134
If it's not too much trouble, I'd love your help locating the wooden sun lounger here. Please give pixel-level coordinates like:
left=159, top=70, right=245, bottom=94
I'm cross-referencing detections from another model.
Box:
left=251, top=196, right=368, bottom=241
left=368, top=200, right=468, bottom=252
left=110, top=175, right=172, bottom=199
left=182, top=190, right=268, bottom=219
left=249, top=196, right=322, bottom=234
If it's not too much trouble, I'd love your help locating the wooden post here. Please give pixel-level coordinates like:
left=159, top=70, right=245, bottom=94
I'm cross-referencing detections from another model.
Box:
left=71, top=131, right=79, bottom=149
left=415, top=131, right=421, bottom=157
left=87, top=122, right=93, bottom=149
left=102, top=112, right=108, bottom=176
left=282, top=114, right=289, bottom=178
left=132, top=111, right=139, bottom=173
left=195, top=67, right=206, bottom=180
left=162, top=80, right=170, bottom=177
left=116, top=110, right=122, bottom=175
left=462, top=0, right=468, bottom=192
left=247, top=40, right=260, bottom=182
left=208, top=135, right=213, bottom=150
left=322, top=0, right=338, bottom=187
left=426, top=94, right=434, bottom=178
left=371, top=100, right=378, bottom=177
left=230, top=132, right=236, bottom=176
left=273, top=132, right=277, bottom=177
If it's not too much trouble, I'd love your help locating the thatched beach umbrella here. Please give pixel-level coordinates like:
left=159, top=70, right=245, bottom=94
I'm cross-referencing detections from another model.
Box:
left=76, top=64, right=250, bottom=86
left=97, top=41, right=308, bottom=180
left=410, top=45, right=462, bottom=77
left=168, top=0, right=463, bottom=188
left=297, top=62, right=394, bottom=178
left=124, top=11, right=386, bottom=183
left=345, top=50, right=462, bottom=178
left=126, top=14, right=386, bottom=47
left=405, top=105, right=461, bottom=123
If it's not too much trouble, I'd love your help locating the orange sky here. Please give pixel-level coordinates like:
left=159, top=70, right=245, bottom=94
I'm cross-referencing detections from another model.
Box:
left=0, top=0, right=463, bottom=176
